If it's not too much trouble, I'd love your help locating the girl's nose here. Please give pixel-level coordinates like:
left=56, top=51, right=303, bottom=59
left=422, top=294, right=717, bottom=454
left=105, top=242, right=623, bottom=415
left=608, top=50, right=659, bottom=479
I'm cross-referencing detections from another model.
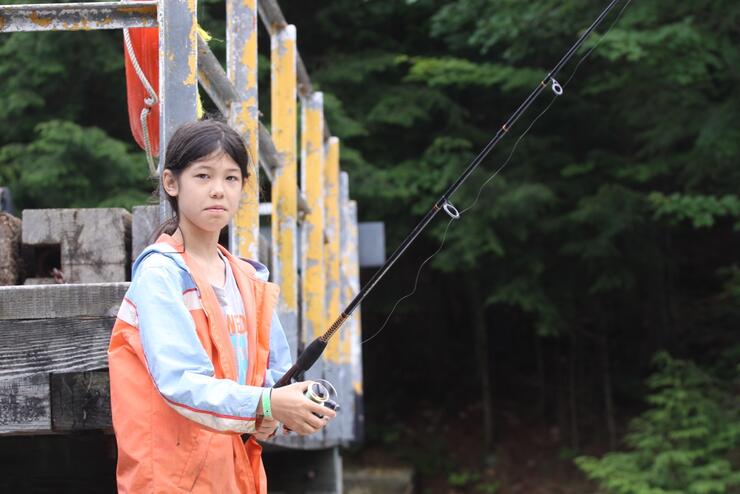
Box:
left=210, top=184, right=224, bottom=197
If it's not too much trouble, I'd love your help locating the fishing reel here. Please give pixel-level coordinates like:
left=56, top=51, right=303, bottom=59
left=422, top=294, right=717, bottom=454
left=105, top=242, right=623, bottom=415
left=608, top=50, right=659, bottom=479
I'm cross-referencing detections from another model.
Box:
left=304, top=379, right=340, bottom=418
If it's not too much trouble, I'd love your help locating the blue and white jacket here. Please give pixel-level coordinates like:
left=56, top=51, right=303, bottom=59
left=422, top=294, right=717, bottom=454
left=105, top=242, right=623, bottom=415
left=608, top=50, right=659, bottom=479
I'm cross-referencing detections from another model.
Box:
left=109, top=237, right=291, bottom=433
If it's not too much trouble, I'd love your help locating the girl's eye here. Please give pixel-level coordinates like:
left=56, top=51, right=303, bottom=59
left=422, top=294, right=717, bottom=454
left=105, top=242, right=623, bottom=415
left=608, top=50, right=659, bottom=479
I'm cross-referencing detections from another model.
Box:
left=196, top=173, right=209, bottom=179
left=226, top=176, right=240, bottom=182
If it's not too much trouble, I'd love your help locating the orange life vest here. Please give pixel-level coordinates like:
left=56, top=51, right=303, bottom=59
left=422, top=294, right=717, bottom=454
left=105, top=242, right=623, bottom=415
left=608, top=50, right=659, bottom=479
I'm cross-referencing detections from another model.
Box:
left=108, top=234, right=279, bottom=493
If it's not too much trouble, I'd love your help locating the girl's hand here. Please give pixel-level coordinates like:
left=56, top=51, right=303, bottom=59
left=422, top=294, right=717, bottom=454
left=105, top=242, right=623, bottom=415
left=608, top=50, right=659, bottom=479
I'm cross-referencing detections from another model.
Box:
left=253, top=416, right=279, bottom=441
left=270, top=381, right=337, bottom=436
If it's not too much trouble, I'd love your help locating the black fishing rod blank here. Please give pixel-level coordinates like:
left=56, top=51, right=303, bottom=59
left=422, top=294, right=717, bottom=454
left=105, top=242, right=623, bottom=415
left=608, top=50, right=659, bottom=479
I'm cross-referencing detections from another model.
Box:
left=275, top=0, right=625, bottom=388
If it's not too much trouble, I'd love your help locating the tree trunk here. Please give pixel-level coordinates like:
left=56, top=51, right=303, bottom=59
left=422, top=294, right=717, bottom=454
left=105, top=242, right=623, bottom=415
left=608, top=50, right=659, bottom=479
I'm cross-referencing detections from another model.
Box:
left=556, top=337, right=568, bottom=440
left=568, top=330, right=580, bottom=451
left=600, top=332, right=617, bottom=449
left=535, top=332, right=546, bottom=421
left=465, top=274, right=494, bottom=453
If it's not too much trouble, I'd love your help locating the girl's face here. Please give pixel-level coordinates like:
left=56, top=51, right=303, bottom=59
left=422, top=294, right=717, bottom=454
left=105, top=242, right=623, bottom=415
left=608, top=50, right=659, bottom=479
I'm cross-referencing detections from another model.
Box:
left=163, top=151, right=245, bottom=235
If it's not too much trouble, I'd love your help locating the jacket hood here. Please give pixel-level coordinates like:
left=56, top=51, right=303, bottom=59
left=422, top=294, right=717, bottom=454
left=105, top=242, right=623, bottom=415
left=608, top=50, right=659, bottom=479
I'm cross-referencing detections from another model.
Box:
left=132, top=240, right=271, bottom=282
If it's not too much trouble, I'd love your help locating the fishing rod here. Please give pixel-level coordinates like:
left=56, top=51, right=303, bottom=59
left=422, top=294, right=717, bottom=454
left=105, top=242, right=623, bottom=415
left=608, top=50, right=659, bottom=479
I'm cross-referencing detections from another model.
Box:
left=275, top=0, right=625, bottom=389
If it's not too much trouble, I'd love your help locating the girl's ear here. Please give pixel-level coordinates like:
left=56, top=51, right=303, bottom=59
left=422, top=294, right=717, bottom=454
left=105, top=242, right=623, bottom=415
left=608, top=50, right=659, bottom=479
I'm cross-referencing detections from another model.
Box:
left=162, top=170, right=179, bottom=198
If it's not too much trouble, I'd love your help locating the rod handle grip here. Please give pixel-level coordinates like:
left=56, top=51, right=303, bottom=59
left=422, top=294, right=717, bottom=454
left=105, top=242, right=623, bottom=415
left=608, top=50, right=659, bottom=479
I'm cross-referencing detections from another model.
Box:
left=274, top=338, right=327, bottom=388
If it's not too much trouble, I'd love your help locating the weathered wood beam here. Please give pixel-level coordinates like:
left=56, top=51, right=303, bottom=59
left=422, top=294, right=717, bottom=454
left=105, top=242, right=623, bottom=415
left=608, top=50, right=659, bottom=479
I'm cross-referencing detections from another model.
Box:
left=0, top=283, right=124, bottom=435
left=0, top=317, right=114, bottom=435
left=21, top=209, right=131, bottom=284
left=0, top=317, right=113, bottom=380
left=0, top=283, right=128, bottom=321
left=51, top=371, right=111, bottom=431
left=0, top=213, right=21, bottom=285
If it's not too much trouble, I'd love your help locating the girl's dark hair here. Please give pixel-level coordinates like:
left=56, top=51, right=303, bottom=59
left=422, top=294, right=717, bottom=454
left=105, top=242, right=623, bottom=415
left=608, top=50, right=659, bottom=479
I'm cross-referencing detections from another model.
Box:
left=152, top=119, right=252, bottom=240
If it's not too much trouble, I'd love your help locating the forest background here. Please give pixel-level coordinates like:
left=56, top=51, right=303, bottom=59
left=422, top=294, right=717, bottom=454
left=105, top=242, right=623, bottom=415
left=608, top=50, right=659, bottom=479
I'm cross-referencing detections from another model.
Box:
left=0, top=0, right=738, bottom=492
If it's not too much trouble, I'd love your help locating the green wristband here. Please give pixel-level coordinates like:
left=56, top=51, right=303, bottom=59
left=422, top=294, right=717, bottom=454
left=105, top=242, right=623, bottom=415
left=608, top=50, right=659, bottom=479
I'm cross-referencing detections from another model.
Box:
left=261, top=388, right=273, bottom=419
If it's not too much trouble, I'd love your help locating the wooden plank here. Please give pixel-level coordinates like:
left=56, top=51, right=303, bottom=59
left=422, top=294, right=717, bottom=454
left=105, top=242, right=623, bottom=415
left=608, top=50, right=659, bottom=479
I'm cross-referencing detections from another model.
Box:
left=50, top=371, right=111, bottom=431
left=0, top=317, right=113, bottom=381
left=0, top=374, right=50, bottom=434
left=0, top=283, right=128, bottom=320
left=0, top=316, right=113, bottom=435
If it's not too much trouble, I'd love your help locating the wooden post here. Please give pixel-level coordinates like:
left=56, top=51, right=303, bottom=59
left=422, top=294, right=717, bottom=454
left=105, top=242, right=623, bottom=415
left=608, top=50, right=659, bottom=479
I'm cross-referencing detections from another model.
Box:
left=227, top=0, right=260, bottom=260
left=0, top=213, right=21, bottom=285
left=271, top=25, right=299, bottom=359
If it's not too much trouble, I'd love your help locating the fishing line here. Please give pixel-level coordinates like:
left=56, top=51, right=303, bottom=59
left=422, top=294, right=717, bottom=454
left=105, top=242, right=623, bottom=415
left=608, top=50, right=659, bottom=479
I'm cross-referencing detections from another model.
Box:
left=275, top=0, right=631, bottom=388
left=360, top=0, right=631, bottom=345
left=459, top=0, right=632, bottom=216
left=361, top=216, right=456, bottom=345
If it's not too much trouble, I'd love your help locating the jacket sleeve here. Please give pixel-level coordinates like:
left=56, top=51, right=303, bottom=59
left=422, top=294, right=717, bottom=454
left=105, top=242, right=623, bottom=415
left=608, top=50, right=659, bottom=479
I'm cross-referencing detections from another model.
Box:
left=264, top=311, right=293, bottom=387
left=132, top=264, right=262, bottom=434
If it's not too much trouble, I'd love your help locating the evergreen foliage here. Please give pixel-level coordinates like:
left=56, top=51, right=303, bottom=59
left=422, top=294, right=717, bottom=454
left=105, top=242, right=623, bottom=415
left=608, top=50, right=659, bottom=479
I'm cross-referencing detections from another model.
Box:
left=0, top=28, right=149, bottom=211
left=0, top=0, right=738, bottom=487
left=576, top=352, right=740, bottom=494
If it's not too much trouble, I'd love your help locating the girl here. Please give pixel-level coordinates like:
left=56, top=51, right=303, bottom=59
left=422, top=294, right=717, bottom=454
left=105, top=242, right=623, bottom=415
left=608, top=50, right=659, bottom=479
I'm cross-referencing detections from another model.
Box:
left=108, top=119, right=335, bottom=493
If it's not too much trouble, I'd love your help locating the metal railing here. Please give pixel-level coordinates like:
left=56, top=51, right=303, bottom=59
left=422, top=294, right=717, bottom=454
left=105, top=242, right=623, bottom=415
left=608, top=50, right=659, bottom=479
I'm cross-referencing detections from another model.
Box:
left=0, top=0, right=363, bottom=446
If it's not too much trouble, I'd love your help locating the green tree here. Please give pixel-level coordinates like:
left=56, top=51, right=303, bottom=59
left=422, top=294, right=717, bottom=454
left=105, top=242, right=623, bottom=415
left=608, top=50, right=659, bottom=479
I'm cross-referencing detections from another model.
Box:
left=0, top=120, right=150, bottom=210
left=576, top=352, right=740, bottom=494
left=0, top=24, right=151, bottom=211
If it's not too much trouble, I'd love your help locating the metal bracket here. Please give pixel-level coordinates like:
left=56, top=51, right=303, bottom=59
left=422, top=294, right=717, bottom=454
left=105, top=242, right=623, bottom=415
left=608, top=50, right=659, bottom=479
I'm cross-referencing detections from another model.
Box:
left=551, top=78, right=563, bottom=96
left=442, top=201, right=460, bottom=220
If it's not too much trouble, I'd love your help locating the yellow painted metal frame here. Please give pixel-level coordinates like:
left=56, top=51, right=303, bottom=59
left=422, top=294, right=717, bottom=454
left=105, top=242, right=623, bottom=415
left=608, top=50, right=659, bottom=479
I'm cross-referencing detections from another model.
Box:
left=301, top=92, right=326, bottom=345
left=324, top=137, right=342, bottom=363
left=227, top=0, right=260, bottom=260
left=270, top=25, right=298, bottom=356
